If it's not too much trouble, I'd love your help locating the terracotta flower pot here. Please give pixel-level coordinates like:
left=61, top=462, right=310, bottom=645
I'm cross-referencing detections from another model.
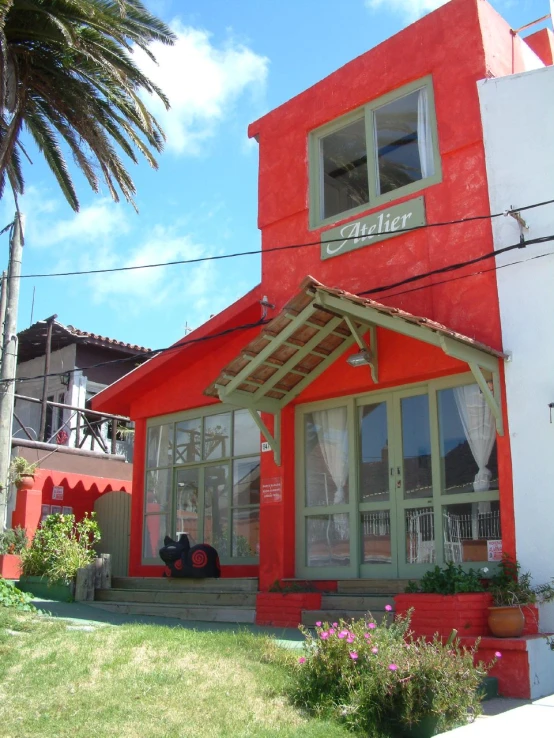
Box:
left=488, top=605, right=525, bottom=637
left=16, top=474, right=35, bottom=491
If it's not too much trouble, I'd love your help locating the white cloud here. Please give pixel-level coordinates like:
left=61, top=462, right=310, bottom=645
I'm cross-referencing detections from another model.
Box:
left=365, top=0, right=450, bottom=22
left=134, top=23, right=269, bottom=155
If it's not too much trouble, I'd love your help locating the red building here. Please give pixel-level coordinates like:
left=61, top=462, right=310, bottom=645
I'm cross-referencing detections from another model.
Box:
left=93, top=0, right=546, bottom=604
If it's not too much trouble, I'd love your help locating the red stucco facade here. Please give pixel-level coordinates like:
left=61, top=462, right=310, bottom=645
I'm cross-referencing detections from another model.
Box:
left=94, top=0, right=542, bottom=584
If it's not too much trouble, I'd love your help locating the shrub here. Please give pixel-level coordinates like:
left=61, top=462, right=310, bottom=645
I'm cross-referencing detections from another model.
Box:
left=289, top=612, right=493, bottom=736
left=0, top=577, right=36, bottom=612
left=20, top=513, right=100, bottom=584
left=488, top=555, right=554, bottom=606
left=406, top=562, right=485, bottom=595
left=0, top=526, right=27, bottom=555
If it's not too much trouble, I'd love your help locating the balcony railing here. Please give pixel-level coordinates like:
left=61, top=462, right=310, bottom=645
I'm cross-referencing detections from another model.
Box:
left=12, top=393, right=134, bottom=462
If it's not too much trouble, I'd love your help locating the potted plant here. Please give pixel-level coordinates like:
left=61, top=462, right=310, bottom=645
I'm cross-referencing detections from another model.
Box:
left=0, top=526, right=27, bottom=579
left=18, top=512, right=100, bottom=601
left=487, top=556, right=554, bottom=637
left=8, top=457, right=37, bottom=489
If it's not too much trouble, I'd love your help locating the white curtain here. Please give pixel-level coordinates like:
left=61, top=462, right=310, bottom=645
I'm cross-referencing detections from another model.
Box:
left=453, top=384, right=496, bottom=492
left=417, top=88, right=433, bottom=180
left=312, top=407, right=349, bottom=539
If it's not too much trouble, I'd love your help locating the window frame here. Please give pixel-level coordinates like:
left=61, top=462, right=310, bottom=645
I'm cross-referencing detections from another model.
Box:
left=143, top=404, right=261, bottom=566
left=308, top=76, right=442, bottom=230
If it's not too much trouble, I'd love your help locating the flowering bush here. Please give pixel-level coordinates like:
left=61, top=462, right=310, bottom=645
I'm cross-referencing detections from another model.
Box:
left=289, top=612, right=494, bottom=737
left=0, top=577, right=36, bottom=612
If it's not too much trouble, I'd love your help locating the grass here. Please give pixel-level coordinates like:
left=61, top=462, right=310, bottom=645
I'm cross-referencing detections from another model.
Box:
left=0, top=608, right=351, bottom=738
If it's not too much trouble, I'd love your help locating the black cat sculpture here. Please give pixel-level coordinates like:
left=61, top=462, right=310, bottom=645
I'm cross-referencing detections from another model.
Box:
left=159, top=534, right=221, bottom=578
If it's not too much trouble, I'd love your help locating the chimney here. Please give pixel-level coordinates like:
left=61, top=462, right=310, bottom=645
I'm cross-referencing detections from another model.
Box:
left=524, top=28, right=554, bottom=66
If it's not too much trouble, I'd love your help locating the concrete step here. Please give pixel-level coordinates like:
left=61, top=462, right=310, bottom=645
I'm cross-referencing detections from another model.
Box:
left=321, top=595, right=395, bottom=610
left=336, top=579, right=411, bottom=594
left=95, top=589, right=257, bottom=607
left=88, top=601, right=256, bottom=624
left=111, top=577, right=258, bottom=592
left=302, top=610, right=393, bottom=627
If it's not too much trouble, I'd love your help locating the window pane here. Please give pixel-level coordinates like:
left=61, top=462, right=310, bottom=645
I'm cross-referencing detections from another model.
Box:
left=175, top=418, right=201, bottom=464
left=143, top=514, right=168, bottom=560
left=406, top=507, right=435, bottom=564
left=375, top=89, right=431, bottom=195
left=361, top=511, right=391, bottom=564
left=305, top=407, right=349, bottom=507
left=147, top=424, right=173, bottom=468
left=233, top=409, right=260, bottom=456
left=231, top=508, right=259, bottom=557
left=321, top=117, right=369, bottom=220
left=438, top=385, right=498, bottom=495
left=145, top=469, right=171, bottom=512
left=204, top=464, right=229, bottom=555
left=359, top=402, right=389, bottom=502
left=306, top=514, right=350, bottom=567
left=401, top=395, right=432, bottom=499
left=233, top=456, right=260, bottom=505
left=204, top=413, right=231, bottom=460
left=443, top=502, right=501, bottom=563
left=175, top=468, right=200, bottom=543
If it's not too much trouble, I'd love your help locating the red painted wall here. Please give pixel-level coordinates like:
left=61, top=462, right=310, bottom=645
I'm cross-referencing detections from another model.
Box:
left=94, top=0, right=528, bottom=584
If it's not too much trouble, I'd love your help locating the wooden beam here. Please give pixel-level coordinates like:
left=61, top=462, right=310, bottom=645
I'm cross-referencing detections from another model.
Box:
left=468, top=362, right=504, bottom=436
left=247, top=409, right=281, bottom=466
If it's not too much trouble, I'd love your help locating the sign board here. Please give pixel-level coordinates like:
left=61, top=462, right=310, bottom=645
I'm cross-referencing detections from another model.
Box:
left=321, top=196, right=426, bottom=260
left=261, top=441, right=271, bottom=453
left=487, top=539, right=503, bottom=562
left=261, top=477, right=282, bottom=504
left=52, top=485, right=64, bottom=500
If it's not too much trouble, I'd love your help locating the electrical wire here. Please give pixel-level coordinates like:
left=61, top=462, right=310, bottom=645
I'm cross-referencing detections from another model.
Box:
left=6, top=196, right=554, bottom=280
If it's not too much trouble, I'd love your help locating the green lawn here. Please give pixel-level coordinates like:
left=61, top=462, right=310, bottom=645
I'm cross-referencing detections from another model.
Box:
left=0, top=608, right=351, bottom=738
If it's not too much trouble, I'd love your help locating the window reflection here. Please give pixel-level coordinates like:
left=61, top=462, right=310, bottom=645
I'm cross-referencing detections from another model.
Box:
left=359, top=402, right=389, bottom=502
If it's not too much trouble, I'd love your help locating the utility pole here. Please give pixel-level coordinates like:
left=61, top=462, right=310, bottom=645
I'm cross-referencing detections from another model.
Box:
left=39, top=314, right=57, bottom=442
left=0, top=270, right=7, bottom=368
left=0, top=213, right=24, bottom=531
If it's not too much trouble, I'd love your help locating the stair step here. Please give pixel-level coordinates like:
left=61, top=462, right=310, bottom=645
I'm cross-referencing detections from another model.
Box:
left=337, top=579, right=410, bottom=594
left=321, top=595, right=395, bottom=610
left=95, top=589, right=256, bottom=606
left=111, top=577, right=258, bottom=592
left=88, top=601, right=256, bottom=624
left=302, top=610, right=393, bottom=627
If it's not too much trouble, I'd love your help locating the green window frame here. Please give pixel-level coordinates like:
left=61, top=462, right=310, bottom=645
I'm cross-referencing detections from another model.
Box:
left=143, top=405, right=260, bottom=566
left=308, top=76, right=442, bottom=230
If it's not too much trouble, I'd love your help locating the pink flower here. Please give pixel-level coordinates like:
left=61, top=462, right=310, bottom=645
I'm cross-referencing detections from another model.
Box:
left=333, top=622, right=338, bottom=627
left=315, top=621, right=322, bottom=627
left=298, top=657, right=306, bottom=664
left=347, top=637, right=354, bottom=644
left=339, top=630, right=348, bottom=639
left=389, top=663, right=398, bottom=671
left=350, top=652, right=358, bottom=660
left=495, top=651, right=502, bottom=659
left=368, top=623, right=376, bottom=629
left=372, top=647, right=379, bottom=654
left=320, top=631, right=329, bottom=640
left=385, top=605, right=393, bottom=612
left=364, top=633, right=371, bottom=639
left=329, top=628, right=335, bottom=635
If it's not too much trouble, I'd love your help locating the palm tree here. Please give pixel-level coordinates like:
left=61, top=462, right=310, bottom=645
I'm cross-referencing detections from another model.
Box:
left=0, top=0, right=175, bottom=211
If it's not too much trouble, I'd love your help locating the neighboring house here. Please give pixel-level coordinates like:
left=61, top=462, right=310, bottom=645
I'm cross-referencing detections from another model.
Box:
left=14, top=318, right=151, bottom=458
left=93, top=0, right=549, bottom=615
left=478, top=51, right=554, bottom=630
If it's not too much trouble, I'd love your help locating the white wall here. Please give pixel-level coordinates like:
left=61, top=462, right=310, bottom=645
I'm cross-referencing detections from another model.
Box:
left=479, top=65, right=554, bottom=631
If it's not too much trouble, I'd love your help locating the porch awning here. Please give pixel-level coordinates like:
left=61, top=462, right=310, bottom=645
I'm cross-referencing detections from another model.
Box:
left=205, top=276, right=506, bottom=464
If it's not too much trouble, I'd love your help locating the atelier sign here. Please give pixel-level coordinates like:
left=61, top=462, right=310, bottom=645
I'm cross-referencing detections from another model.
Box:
left=320, top=197, right=426, bottom=260
left=52, top=485, right=64, bottom=500
left=261, top=477, right=282, bottom=504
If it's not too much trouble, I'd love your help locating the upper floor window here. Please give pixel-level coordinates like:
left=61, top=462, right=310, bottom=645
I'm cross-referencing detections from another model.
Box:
left=309, top=77, right=441, bottom=228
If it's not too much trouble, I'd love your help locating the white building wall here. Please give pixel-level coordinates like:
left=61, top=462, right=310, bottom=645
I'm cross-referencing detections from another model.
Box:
left=478, top=65, right=554, bottom=631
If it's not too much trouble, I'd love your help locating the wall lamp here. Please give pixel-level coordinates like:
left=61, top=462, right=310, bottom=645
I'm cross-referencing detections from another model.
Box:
left=346, top=349, right=373, bottom=368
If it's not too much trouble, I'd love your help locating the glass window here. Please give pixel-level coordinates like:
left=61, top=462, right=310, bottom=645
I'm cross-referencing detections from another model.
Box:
left=306, top=514, right=350, bottom=567
left=204, top=464, right=229, bottom=554
left=321, top=117, right=369, bottom=220
left=143, top=513, right=169, bottom=560
left=361, top=511, right=391, bottom=564
left=175, top=418, right=201, bottom=464
left=145, top=469, right=171, bottom=512
left=359, top=402, right=389, bottom=502
left=405, top=507, right=435, bottom=565
left=233, top=409, right=260, bottom=456
left=438, top=385, right=498, bottom=495
left=175, top=468, right=200, bottom=544
left=203, top=413, right=231, bottom=460
left=401, top=394, right=432, bottom=500
left=233, top=457, right=260, bottom=506
left=146, top=424, right=173, bottom=468
left=311, top=79, right=438, bottom=227
left=305, top=407, right=349, bottom=507
left=443, top=502, right=501, bottom=564
left=232, top=509, right=259, bottom=557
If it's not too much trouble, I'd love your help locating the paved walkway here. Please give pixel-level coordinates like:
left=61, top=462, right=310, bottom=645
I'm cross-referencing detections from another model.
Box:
left=436, top=694, right=553, bottom=736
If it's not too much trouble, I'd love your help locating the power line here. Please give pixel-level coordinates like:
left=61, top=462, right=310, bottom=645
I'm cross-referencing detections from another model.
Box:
left=8, top=196, right=554, bottom=280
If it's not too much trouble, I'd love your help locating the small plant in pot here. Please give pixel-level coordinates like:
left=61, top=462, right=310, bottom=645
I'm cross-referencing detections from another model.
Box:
left=487, top=555, right=554, bottom=637
left=8, top=457, right=37, bottom=489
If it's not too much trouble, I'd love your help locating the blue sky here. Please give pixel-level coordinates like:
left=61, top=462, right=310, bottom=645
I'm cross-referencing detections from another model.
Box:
left=1, top=0, right=550, bottom=351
